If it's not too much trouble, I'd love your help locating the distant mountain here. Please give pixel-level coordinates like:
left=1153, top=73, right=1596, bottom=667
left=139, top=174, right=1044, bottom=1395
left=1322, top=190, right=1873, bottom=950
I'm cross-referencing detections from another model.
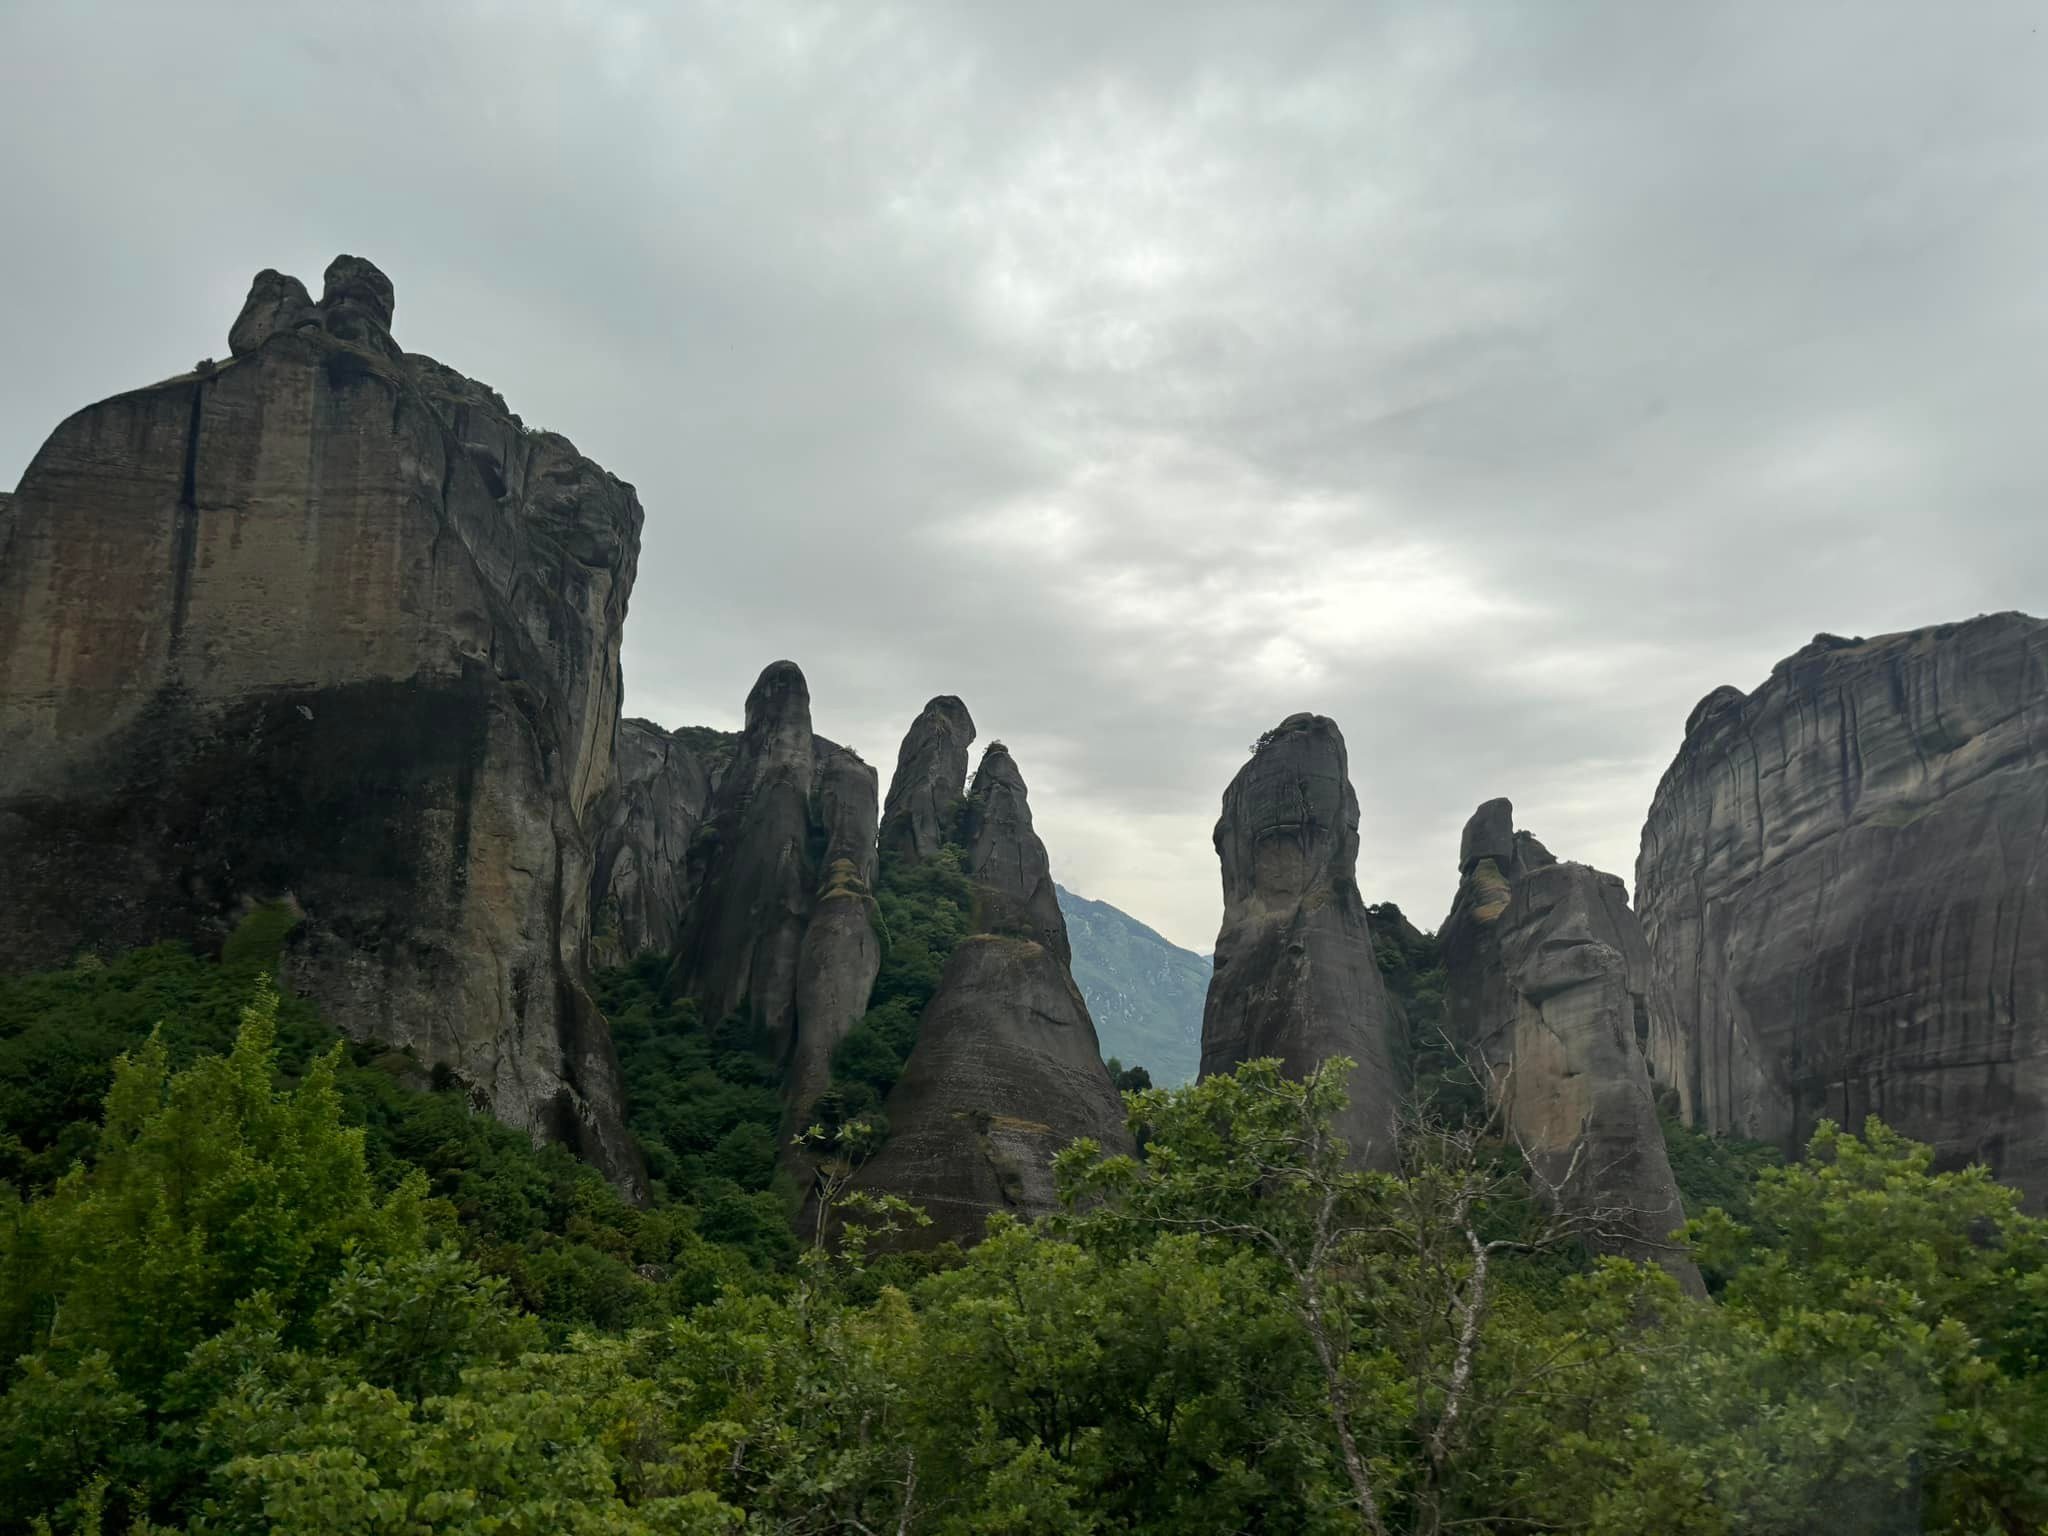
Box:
left=1055, top=884, right=1210, bottom=1087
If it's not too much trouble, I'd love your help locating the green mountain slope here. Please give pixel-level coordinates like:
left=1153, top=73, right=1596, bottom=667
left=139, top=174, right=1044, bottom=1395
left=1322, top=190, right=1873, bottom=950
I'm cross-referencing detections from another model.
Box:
left=1056, top=884, right=1210, bottom=1086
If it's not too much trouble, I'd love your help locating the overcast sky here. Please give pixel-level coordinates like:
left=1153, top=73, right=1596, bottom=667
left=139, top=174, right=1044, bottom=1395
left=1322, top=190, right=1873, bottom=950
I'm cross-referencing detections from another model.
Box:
left=6, top=2, right=2046, bottom=952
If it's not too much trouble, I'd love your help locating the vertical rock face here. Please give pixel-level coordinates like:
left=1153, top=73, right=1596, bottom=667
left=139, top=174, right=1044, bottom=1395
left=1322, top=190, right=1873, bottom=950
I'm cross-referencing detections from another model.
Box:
left=878, top=695, right=975, bottom=863
left=0, top=256, right=643, bottom=1193
left=1441, top=800, right=1702, bottom=1291
left=854, top=731, right=1130, bottom=1243
left=666, top=662, right=817, bottom=1059
left=1201, top=713, right=1406, bottom=1167
left=659, top=662, right=884, bottom=1132
left=1637, top=615, right=2048, bottom=1202
left=785, top=741, right=883, bottom=1128
left=589, top=719, right=715, bottom=966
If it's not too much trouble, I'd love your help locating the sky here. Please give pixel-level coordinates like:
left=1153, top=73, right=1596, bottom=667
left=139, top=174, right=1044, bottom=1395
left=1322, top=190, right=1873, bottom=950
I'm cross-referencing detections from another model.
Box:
left=5, top=2, right=2046, bottom=953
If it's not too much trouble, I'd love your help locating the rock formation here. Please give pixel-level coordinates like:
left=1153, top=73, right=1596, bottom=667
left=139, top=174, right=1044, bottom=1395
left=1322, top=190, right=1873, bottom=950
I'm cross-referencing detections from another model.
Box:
left=661, top=662, right=882, bottom=1127
left=1441, top=799, right=1702, bottom=1291
left=665, top=662, right=817, bottom=1058
left=958, top=742, right=1069, bottom=964
left=853, top=730, right=1130, bottom=1243
left=1200, top=713, right=1407, bottom=1167
left=877, top=695, right=975, bottom=864
left=0, top=256, right=643, bottom=1193
left=1637, top=615, right=2048, bottom=1202
left=785, top=742, right=883, bottom=1128
left=589, top=719, right=717, bottom=966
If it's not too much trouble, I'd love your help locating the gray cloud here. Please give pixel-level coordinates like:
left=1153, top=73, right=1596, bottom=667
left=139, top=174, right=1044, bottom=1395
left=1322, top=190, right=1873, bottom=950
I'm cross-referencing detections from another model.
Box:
left=6, top=0, right=2045, bottom=951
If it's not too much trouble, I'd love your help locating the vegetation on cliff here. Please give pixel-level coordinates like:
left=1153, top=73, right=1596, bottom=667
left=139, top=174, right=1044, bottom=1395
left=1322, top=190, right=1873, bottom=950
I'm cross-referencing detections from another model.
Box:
left=1, top=941, right=2043, bottom=1532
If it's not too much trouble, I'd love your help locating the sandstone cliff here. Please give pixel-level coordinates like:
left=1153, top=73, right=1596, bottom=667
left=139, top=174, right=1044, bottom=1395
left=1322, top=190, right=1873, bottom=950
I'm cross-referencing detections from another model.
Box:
left=1442, top=800, right=1701, bottom=1291
left=1200, top=713, right=1406, bottom=1167
left=1637, top=615, right=2048, bottom=1202
left=589, top=718, right=717, bottom=965
left=0, top=257, right=643, bottom=1192
left=853, top=730, right=1129, bottom=1243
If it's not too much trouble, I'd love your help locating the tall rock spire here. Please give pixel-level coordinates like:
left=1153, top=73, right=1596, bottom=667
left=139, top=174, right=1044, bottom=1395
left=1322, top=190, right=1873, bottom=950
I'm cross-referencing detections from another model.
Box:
left=852, top=732, right=1129, bottom=1243
left=958, top=742, right=1070, bottom=965
left=1200, top=713, right=1406, bottom=1167
left=878, top=695, right=976, bottom=865
left=1441, top=799, right=1703, bottom=1294
left=666, top=661, right=817, bottom=1060
left=786, top=741, right=883, bottom=1129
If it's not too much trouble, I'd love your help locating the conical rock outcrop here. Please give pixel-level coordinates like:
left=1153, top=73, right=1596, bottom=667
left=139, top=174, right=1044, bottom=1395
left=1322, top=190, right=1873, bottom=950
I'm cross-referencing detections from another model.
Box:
left=1200, top=713, right=1405, bottom=1167
left=1441, top=799, right=1703, bottom=1293
left=959, top=742, right=1069, bottom=964
left=852, top=732, right=1129, bottom=1243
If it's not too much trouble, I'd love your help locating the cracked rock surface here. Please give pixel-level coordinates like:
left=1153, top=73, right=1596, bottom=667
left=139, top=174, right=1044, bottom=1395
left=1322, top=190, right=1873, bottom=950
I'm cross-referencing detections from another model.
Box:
left=1637, top=614, right=2048, bottom=1203
left=1442, top=799, right=1702, bottom=1292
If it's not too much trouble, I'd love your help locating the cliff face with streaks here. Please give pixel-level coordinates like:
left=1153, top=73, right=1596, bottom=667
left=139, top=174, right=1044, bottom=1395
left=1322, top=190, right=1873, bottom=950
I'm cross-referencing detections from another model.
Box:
left=589, top=718, right=719, bottom=966
left=0, top=256, right=645, bottom=1192
left=1637, top=615, right=2048, bottom=1202
left=1442, top=800, right=1702, bottom=1292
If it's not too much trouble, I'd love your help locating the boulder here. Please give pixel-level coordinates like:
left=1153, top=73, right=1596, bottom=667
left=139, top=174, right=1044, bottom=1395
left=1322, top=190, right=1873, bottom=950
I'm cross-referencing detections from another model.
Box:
left=1200, top=713, right=1406, bottom=1167
left=0, top=257, right=644, bottom=1194
left=1441, top=800, right=1703, bottom=1292
left=1636, top=614, right=2048, bottom=1203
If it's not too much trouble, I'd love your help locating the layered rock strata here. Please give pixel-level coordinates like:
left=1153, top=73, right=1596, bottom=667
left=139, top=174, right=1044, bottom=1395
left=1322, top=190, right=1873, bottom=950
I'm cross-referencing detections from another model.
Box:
left=0, top=256, right=643, bottom=1192
left=1637, top=615, right=2048, bottom=1202
left=1442, top=800, right=1701, bottom=1291
left=1200, top=713, right=1406, bottom=1167
left=853, top=728, right=1129, bottom=1243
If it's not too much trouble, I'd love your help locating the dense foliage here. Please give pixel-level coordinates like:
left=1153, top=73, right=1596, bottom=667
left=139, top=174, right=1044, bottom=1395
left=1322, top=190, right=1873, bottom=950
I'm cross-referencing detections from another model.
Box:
left=809, top=844, right=975, bottom=1134
left=593, top=957, right=794, bottom=1270
left=2, top=939, right=2044, bottom=1532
